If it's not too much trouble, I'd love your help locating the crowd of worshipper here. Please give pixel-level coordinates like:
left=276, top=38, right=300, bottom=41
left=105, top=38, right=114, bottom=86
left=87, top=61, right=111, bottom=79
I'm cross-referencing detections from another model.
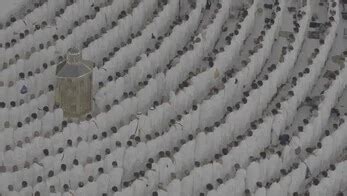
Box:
left=0, top=0, right=346, bottom=195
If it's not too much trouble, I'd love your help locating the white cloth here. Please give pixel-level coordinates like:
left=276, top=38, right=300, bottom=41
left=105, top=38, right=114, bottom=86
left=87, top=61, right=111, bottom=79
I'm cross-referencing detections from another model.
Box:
left=180, top=175, right=193, bottom=196
left=109, top=167, right=123, bottom=190
left=8, top=107, right=19, bottom=128
left=0, top=108, right=8, bottom=130
left=266, top=154, right=281, bottom=182
left=96, top=173, right=109, bottom=195
left=42, top=112, right=54, bottom=135
left=19, top=186, right=33, bottom=196
left=309, top=185, right=325, bottom=196
left=158, top=157, right=175, bottom=186
left=70, top=165, right=85, bottom=190
left=267, top=182, right=284, bottom=196
left=288, top=163, right=306, bottom=194
left=254, top=187, right=266, bottom=196
left=132, top=179, right=147, bottom=196
left=13, top=147, right=26, bottom=169
left=75, top=187, right=87, bottom=196
left=234, top=169, right=246, bottom=195
left=4, top=149, right=15, bottom=170
left=33, top=182, right=49, bottom=196
left=167, top=179, right=181, bottom=196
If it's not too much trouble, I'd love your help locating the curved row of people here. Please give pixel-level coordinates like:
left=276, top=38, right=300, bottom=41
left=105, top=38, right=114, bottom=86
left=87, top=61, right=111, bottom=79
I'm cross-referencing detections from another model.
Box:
left=0, top=0, right=328, bottom=194
left=271, top=0, right=339, bottom=144
left=114, top=2, right=288, bottom=192
left=0, top=106, right=62, bottom=157
left=249, top=61, right=346, bottom=195
left=5, top=8, right=251, bottom=190
left=0, top=0, right=45, bottom=27
left=308, top=156, right=347, bottom=195
left=0, top=0, right=66, bottom=49
left=93, top=1, right=205, bottom=111
left=117, top=25, right=299, bottom=191
left=56, top=0, right=224, bottom=143
left=82, top=0, right=160, bottom=67
left=0, top=0, right=232, bottom=193
left=247, top=5, right=342, bottom=194
left=0, top=0, right=142, bottom=109
left=164, top=0, right=235, bottom=92
left=182, top=5, right=343, bottom=195
left=93, top=0, right=202, bottom=96
left=0, top=0, right=182, bottom=110
left=156, top=51, right=343, bottom=195
left=168, top=0, right=273, bottom=130
left=278, top=51, right=345, bottom=176
left=0, top=0, right=246, bottom=175
left=265, top=116, right=347, bottom=195
left=0, top=0, right=181, bottom=133
left=0, top=0, right=134, bottom=96
left=0, top=62, right=55, bottom=109
left=0, top=0, right=174, bottom=118
left=0, top=0, right=247, bottom=183
left=158, top=117, right=274, bottom=196
left=0, top=0, right=139, bottom=92
left=160, top=2, right=318, bottom=194
left=0, top=85, right=55, bottom=131
left=0, top=0, right=111, bottom=68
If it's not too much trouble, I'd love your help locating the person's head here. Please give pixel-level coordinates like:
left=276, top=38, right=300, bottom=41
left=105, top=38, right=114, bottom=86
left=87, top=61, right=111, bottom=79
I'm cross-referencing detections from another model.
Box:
left=48, top=170, right=54, bottom=177
left=43, top=149, right=49, bottom=156
left=61, top=164, right=66, bottom=171
left=330, top=164, right=336, bottom=171
left=78, top=181, right=84, bottom=188
left=43, top=106, right=49, bottom=112
left=12, top=165, right=18, bottom=172
left=37, top=176, right=43, bottom=183
left=111, top=127, right=117, bottom=133
left=112, top=161, right=118, bottom=168
left=206, top=183, right=213, bottom=190
left=312, top=178, right=319, bottom=185
left=73, top=159, right=79, bottom=165
left=112, top=186, right=118, bottom=192
left=123, top=181, right=129, bottom=187
left=8, top=184, right=14, bottom=191
left=22, top=181, right=27, bottom=188
left=98, top=167, right=104, bottom=174
left=216, top=178, right=223, bottom=184
left=63, top=184, right=69, bottom=192
left=49, top=185, right=56, bottom=193
left=256, top=181, right=262, bottom=188
left=336, top=192, right=344, bottom=196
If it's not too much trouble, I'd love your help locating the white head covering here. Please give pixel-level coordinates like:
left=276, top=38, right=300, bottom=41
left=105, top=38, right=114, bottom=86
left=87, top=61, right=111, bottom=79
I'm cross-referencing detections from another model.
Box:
left=8, top=106, right=19, bottom=128
left=132, top=179, right=147, bottom=196
left=96, top=173, right=109, bottom=195
left=41, top=111, right=54, bottom=136
left=75, top=186, right=87, bottom=196
left=123, top=146, right=139, bottom=181
left=158, top=157, right=175, bottom=186
left=4, top=148, right=15, bottom=170
left=267, top=182, right=284, bottom=196
left=167, top=179, right=181, bottom=196
left=19, top=185, right=33, bottom=196
left=33, top=181, right=49, bottom=196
